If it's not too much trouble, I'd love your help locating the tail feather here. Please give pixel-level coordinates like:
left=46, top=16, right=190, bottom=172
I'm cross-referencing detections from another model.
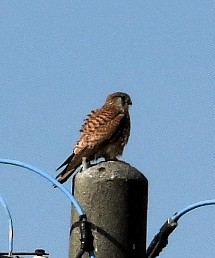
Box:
left=56, top=153, right=74, bottom=171
left=55, top=153, right=81, bottom=184
left=56, top=166, right=76, bottom=184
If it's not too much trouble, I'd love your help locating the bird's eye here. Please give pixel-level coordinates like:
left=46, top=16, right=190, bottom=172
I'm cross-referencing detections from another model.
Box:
left=121, top=96, right=126, bottom=104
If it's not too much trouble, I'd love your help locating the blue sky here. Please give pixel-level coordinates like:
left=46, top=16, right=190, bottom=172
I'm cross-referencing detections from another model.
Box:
left=0, top=1, right=215, bottom=257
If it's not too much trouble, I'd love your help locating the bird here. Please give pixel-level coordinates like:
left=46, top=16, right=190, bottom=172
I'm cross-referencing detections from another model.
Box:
left=56, top=92, right=132, bottom=184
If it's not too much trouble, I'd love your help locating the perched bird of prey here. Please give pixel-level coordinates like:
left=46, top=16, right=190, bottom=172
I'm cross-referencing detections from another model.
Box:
left=56, top=92, right=132, bottom=184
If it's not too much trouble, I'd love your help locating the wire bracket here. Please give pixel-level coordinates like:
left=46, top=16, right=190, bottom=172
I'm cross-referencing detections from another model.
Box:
left=75, top=214, right=94, bottom=258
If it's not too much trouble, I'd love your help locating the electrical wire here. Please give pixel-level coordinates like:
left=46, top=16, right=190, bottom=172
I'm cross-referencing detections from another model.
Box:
left=0, top=159, right=95, bottom=257
left=171, top=199, right=215, bottom=222
left=0, top=194, right=14, bottom=256
left=0, top=158, right=84, bottom=216
left=146, top=198, right=215, bottom=258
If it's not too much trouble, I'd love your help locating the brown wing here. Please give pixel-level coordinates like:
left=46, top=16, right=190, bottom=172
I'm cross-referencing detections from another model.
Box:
left=73, top=106, right=125, bottom=155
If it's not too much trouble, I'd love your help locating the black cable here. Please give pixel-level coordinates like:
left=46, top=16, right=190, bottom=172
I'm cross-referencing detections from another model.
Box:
left=146, top=219, right=177, bottom=258
left=147, top=199, right=215, bottom=257
left=75, top=249, right=85, bottom=258
left=75, top=214, right=94, bottom=258
left=0, top=249, right=49, bottom=256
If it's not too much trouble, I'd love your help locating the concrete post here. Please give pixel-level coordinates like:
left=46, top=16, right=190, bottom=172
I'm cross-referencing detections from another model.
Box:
left=69, top=161, right=148, bottom=258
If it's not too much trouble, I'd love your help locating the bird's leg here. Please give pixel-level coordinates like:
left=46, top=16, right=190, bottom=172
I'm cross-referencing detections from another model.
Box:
left=81, top=157, right=90, bottom=171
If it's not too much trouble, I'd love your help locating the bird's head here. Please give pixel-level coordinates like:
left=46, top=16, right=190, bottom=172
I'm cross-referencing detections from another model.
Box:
left=106, top=92, right=132, bottom=112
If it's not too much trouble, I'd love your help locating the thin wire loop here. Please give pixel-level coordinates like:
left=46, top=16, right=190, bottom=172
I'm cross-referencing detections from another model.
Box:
left=0, top=158, right=84, bottom=215
left=0, top=194, right=14, bottom=256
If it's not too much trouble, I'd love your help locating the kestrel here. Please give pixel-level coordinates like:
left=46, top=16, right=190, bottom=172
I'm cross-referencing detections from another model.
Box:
left=56, top=92, right=132, bottom=184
